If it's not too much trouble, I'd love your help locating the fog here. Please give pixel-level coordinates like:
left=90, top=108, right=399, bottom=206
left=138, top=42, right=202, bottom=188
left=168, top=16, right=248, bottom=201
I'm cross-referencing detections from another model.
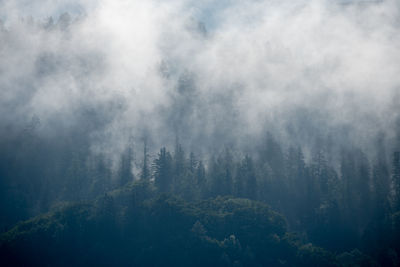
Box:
left=2, top=3, right=400, bottom=264
left=1, top=0, right=399, bottom=161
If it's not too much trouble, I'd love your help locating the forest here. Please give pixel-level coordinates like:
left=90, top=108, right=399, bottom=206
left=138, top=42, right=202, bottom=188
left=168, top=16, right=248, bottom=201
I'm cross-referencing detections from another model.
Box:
left=1, top=0, right=400, bottom=266
left=1, top=131, right=400, bottom=266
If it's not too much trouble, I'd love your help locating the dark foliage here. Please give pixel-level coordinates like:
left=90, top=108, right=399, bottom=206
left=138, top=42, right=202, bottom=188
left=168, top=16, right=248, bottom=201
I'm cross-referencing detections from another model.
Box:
left=1, top=182, right=341, bottom=266
left=1, top=132, right=399, bottom=266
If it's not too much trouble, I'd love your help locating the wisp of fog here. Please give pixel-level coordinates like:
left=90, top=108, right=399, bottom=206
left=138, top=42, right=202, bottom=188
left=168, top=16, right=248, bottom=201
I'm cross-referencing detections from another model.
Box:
left=0, top=0, right=399, bottom=161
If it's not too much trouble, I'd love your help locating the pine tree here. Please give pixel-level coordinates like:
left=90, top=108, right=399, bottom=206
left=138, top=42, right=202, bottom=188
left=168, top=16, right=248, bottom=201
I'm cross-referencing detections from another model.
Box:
left=172, top=141, right=191, bottom=196
left=371, top=135, right=391, bottom=219
left=90, top=154, right=112, bottom=197
left=118, top=145, right=134, bottom=187
left=189, top=152, right=197, bottom=174
left=234, top=160, right=245, bottom=198
left=372, top=160, right=391, bottom=218
left=222, top=148, right=234, bottom=196
left=64, top=149, right=87, bottom=201
left=285, top=146, right=308, bottom=227
left=392, top=151, right=400, bottom=211
left=196, top=160, right=206, bottom=195
left=209, top=156, right=224, bottom=197
left=140, top=140, right=150, bottom=180
left=235, top=155, right=257, bottom=199
left=356, top=151, right=372, bottom=225
left=208, top=150, right=234, bottom=197
left=172, top=141, right=185, bottom=192
left=153, top=147, right=172, bottom=193
left=341, top=150, right=357, bottom=214
left=260, top=133, right=285, bottom=178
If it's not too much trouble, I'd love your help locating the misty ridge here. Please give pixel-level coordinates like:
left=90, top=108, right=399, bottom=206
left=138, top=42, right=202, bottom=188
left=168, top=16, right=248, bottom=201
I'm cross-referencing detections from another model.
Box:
left=0, top=0, right=399, bottom=158
left=1, top=0, right=400, bottom=266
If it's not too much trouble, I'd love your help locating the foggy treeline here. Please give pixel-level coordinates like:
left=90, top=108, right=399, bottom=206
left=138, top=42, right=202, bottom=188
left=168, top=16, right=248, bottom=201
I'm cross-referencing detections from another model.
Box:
left=1, top=0, right=400, bottom=266
left=2, top=124, right=400, bottom=261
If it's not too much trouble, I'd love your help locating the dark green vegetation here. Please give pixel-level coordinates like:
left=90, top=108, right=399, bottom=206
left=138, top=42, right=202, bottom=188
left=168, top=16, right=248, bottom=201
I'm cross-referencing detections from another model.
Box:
left=1, top=134, right=400, bottom=266
left=0, top=181, right=365, bottom=266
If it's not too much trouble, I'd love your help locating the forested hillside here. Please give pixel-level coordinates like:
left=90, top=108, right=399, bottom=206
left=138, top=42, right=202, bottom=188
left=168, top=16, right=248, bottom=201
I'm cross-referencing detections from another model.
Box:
left=0, top=181, right=379, bottom=266
left=1, top=137, right=400, bottom=266
left=1, top=0, right=400, bottom=266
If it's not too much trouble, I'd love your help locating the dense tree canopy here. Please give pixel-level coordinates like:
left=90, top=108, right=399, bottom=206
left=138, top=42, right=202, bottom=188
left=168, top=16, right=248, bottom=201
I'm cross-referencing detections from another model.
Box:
left=1, top=133, right=400, bottom=266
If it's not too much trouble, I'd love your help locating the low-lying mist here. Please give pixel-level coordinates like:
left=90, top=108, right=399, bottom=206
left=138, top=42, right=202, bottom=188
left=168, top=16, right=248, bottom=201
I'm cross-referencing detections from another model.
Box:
left=0, top=0, right=399, bottom=163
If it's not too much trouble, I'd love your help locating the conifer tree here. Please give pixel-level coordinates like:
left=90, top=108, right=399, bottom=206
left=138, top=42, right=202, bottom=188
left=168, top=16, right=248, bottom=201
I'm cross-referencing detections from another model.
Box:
left=196, top=160, right=206, bottom=196
left=118, top=145, right=134, bottom=187
left=153, top=147, right=172, bottom=193
left=392, top=151, right=400, bottom=211
left=140, top=140, right=150, bottom=180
